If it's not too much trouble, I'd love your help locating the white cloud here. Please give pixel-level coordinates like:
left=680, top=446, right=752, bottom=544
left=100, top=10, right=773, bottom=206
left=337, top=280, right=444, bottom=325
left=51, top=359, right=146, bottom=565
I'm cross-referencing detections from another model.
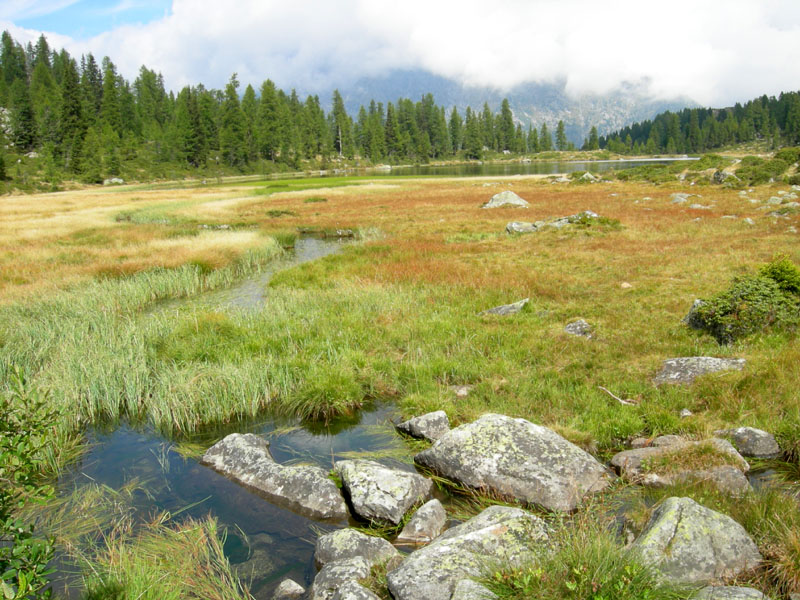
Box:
left=0, top=0, right=79, bottom=20
left=5, top=0, right=800, bottom=106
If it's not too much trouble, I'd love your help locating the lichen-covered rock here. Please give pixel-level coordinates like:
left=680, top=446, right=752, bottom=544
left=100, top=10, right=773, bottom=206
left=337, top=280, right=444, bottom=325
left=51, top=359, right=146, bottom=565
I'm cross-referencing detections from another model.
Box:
left=565, top=319, right=593, bottom=338
left=396, top=499, right=447, bottom=545
left=272, top=578, right=305, bottom=600
left=714, top=427, right=781, bottom=459
left=611, top=439, right=750, bottom=494
left=482, top=191, right=529, bottom=208
left=386, top=506, right=548, bottom=600
left=683, top=299, right=706, bottom=329
left=331, top=582, right=383, bottom=600
left=631, top=497, right=762, bottom=585
left=202, top=433, right=348, bottom=520
left=695, top=586, right=769, bottom=599
left=315, top=528, right=400, bottom=567
left=451, top=579, right=498, bottom=599
left=414, top=414, right=613, bottom=512
left=480, top=298, right=529, bottom=315
left=506, top=221, right=540, bottom=234
left=653, top=357, right=746, bottom=385
left=336, top=460, right=433, bottom=525
left=396, top=411, right=450, bottom=442
left=310, top=557, right=372, bottom=600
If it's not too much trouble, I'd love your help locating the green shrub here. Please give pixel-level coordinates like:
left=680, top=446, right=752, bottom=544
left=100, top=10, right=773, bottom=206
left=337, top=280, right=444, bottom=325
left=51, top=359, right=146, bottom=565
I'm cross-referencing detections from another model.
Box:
left=760, top=255, right=800, bottom=296
left=775, top=147, right=800, bottom=165
left=737, top=158, right=789, bottom=185
left=691, top=273, right=799, bottom=344
left=788, top=174, right=800, bottom=185
left=691, top=154, right=730, bottom=171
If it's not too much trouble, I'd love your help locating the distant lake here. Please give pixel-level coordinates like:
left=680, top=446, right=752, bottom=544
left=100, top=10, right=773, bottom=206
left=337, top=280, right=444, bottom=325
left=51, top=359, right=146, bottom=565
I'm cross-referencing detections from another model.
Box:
left=368, top=157, right=697, bottom=177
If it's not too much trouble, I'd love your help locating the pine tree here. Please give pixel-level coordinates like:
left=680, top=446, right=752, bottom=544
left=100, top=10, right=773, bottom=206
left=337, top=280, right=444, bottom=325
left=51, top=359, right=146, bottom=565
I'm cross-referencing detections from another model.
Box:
left=498, top=99, right=515, bottom=151
left=480, top=102, right=494, bottom=150
left=58, top=57, right=84, bottom=171
left=555, top=120, right=567, bottom=151
left=464, top=107, right=482, bottom=159
left=100, top=58, right=122, bottom=136
left=331, top=90, right=353, bottom=158
left=587, top=126, right=599, bottom=150
left=10, top=79, right=36, bottom=151
left=539, top=123, right=552, bottom=151
left=528, top=126, right=539, bottom=153
left=241, top=84, right=258, bottom=162
left=448, top=107, right=463, bottom=153
left=219, top=74, right=246, bottom=167
left=384, top=102, right=400, bottom=158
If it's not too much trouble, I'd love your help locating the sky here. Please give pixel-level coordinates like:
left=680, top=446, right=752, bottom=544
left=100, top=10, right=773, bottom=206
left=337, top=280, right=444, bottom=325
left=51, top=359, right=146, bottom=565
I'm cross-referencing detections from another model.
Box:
left=1, top=0, right=799, bottom=106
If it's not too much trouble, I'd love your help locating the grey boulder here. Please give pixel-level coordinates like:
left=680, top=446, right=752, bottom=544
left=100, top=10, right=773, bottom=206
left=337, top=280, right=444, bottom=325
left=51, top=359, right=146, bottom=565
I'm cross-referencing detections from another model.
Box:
left=331, top=582, right=382, bottom=600
left=714, top=427, right=781, bottom=459
left=336, top=459, right=433, bottom=524
left=683, top=299, right=706, bottom=330
left=414, top=413, right=613, bottom=512
left=480, top=297, right=529, bottom=315
left=396, top=499, right=447, bottom=545
left=631, top=497, right=762, bottom=585
left=315, top=528, right=400, bottom=567
left=202, top=433, right=348, bottom=520
left=482, top=190, right=529, bottom=208
left=451, top=579, right=498, bottom=599
left=506, top=221, right=541, bottom=234
left=310, top=557, right=371, bottom=600
left=396, top=411, right=450, bottom=442
left=696, top=586, right=769, bottom=599
left=386, top=505, right=548, bottom=600
left=653, top=357, right=746, bottom=385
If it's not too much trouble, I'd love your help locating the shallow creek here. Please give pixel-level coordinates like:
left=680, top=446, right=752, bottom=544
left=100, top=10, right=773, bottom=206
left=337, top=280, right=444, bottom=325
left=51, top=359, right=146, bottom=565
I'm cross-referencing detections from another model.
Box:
left=51, top=237, right=417, bottom=599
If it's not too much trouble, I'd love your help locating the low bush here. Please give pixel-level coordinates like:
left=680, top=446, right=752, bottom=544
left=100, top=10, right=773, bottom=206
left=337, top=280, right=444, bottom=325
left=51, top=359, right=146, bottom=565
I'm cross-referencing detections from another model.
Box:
left=689, top=257, right=800, bottom=343
left=736, top=158, right=789, bottom=185
left=775, top=147, right=800, bottom=165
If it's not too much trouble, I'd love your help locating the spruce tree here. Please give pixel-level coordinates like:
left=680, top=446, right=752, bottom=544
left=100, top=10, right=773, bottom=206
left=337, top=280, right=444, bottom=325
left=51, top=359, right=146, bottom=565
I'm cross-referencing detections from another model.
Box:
left=219, top=74, right=246, bottom=167
left=58, top=57, right=84, bottom=172
left=498, top=99, right=515, bottom=151
left=556, top=120, right=567, bottom=151
left=539, top=123, right=552, bottom=151
left=448, top=107, right=463, bottom=153
left=331, top=90, right=353, bottom=158
left=10, top=79, right=36, bottom=151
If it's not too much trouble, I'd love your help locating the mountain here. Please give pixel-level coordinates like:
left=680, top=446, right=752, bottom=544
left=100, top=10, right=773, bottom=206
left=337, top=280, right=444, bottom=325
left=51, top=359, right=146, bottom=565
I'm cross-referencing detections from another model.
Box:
left=326, top=70, right=695, bottom=146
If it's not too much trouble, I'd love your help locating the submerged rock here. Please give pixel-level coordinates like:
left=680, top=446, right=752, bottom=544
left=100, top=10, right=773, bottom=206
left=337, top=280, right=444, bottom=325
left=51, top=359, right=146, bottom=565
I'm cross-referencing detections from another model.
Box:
left=386, top=505, right=548, bottom=600
left=396, top=411, right=450, bottom=442
left=336, top=459, right=433, bottom=525
left=714, top=427, right=781, bottom=459
left=315, top=528, right=399, bottom=568
left=414, top=413, right=613, bottom=512
left=396, top=499, right=447, bottom=545
left=272, top=578, right=305, bottom=600
left=631, top=497, right=762, bottom=585
left=482, top=190, right=529, bottom=209
left=479, top=298, right=529, bottom=316
left=653, top=357, right=746, bottom=385
left=202, top=433, right=348, bottom=520
left=310, top=557, right=372, bottom=600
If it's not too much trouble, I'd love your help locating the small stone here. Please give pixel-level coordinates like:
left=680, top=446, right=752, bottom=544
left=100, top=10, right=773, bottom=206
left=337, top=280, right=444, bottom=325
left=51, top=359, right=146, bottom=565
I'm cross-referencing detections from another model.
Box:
left=331, top=582, right=382, bottom=600
left=621, top=282, right=633, bottom=289
left=744, top=218, right=755, bottom=225
left=450, top=384, right=474, bottom=398
left=714, top=427, right=781, bottom=459
left=272, top=578, right=305, bottom=600
left=564, top=318, right=593, bottom=338
left=653, top=357, right=746, bottom=385
left=689, top=203, right=711, bottom=210
left=310, top=557, right=371, bottom=600
left=695, top=586, right=768, bottom=599
left=397, top=411, right=451, bottom=442
left=396, top=499, right=447, bottom=545
left=506, top=221, right=539, bottom=234
left=680, top=408, right=693, bottom=418
left=479, top=298, right=529, bottom=316
left=482, top=191, right=529, bottom=209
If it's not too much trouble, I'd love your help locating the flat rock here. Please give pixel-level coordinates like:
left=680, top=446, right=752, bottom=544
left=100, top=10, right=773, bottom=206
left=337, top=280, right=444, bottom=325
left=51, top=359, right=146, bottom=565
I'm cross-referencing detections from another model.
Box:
left=414, top=414, right=613, bottom=512
left=482, top=190, right=529, bottom=209
left=202, top=433, right=348, bottom=520
left=653, top=357, right=746, bottom=385
left=565, top=318, right=593, bottom=338
left=696, top=587, right=769, bottom=599
left=310, top=557, right=371, bottom=600
left=631, top=497, right=762, bottom=585
left=451, top=579, right=498, bottom=599
left=396, top=499, right=447, bottom=545
left=714, top=427, right=781, bottom=459
left=315, top=528, right=400, bottom=567
left=272, top=578, right=305, bottom=600
left=396, top=411, right=450, bottom=442
left=480, top=298, right=529, bottom=316
left=331, top=582, right=382, bottom=600
left=506, top=221, right=540, bottom=234
left=336, top=459, right=433, bottom=525
left=450, top=384, right=474, bottom=398
left=386, top=505, right=548, bottom=600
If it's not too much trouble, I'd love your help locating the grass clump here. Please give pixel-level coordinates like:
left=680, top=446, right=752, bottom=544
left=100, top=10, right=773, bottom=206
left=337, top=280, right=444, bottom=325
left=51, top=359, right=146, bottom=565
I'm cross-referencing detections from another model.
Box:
left=486, top=515, right=691, bottom=600
left=641, top=441, right=743, bottom=475
left=689, top=256, right=800, bottom=343
left=303, top=196, right=328, bottom=203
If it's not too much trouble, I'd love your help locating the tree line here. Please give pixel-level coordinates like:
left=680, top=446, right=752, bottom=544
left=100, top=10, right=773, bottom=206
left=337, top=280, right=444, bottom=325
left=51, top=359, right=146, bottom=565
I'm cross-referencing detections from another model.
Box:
left=600, top=92, right=800, bottom=154
left=0, top=31, right=582, bottom=183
